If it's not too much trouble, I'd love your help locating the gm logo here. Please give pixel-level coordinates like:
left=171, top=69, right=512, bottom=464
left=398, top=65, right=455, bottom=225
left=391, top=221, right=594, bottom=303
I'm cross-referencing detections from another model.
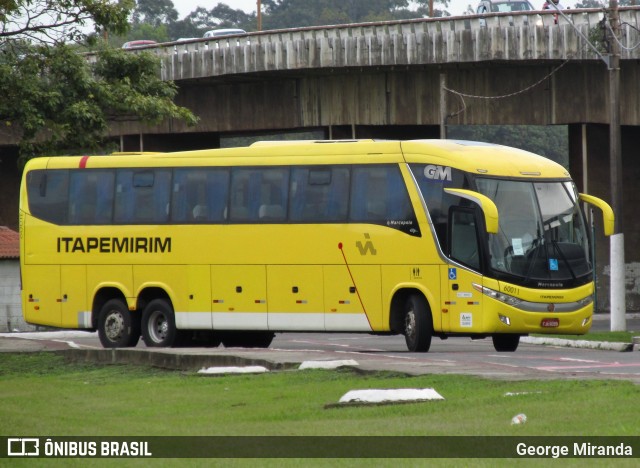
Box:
left=424, top=165, right=452, bottom=181
left=7, top=438, right=39, bottom=456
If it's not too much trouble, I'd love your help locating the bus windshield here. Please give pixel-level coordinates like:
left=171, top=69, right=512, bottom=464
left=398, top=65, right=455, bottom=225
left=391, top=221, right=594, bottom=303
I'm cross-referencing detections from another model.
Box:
left=475, top=178, right=591, bottom=283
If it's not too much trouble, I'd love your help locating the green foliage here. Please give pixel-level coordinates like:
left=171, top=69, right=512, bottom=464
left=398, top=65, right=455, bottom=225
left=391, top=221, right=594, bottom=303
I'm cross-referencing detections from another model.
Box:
left=173, top=5, right=256, bottom=39
left=132, top=0, right=178, bottom=27
left=261, top=0, right=419, bottom=28
left=112, top=22, right=171, bottom=44
left=0, top=0, right=134, bottom=44
left=107, top=0, right=456, bottom=42
left=0, top=43, right=197, bottom=163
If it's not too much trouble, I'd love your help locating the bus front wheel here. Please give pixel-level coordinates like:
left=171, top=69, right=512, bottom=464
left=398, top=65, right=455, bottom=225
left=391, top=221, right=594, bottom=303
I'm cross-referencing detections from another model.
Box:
left=97, top=299, right=140, bottom=348
left=403, top=294, right=433, bottom=352
left=492, top=334, right=520, bottom=352
left=141, top=299, right=177, bottom=347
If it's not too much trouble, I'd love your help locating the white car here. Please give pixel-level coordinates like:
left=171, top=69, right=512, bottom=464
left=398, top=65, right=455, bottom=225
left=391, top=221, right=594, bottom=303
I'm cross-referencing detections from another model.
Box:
left=476, top=0, right=535, bottom=13
left=203, top=28, right=247, bottom=39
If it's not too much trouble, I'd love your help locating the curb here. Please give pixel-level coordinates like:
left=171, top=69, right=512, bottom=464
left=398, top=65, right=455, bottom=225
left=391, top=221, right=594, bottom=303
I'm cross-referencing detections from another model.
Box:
left=522, top=336, right=636, bottom=352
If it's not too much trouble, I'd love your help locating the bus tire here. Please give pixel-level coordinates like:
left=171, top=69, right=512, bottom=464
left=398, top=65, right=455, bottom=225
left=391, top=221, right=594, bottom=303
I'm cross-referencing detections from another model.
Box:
left=403, top=294, right=433, bottom=352
left=98, top=299, right=139, bottom=348
left=492, top=334, right=520, bottom=352
left=141, top=299, right=177, bottom=347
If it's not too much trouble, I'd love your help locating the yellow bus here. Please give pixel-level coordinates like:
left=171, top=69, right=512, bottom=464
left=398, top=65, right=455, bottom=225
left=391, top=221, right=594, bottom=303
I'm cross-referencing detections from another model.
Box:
left=19, top=140, right=614, bottom=352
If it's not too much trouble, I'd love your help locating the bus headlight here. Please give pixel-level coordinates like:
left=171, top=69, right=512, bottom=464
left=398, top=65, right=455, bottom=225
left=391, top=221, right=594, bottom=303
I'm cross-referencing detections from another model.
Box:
left=472, top=283, right=522, bottom=307
left=577, top=295, right=594, bottom=308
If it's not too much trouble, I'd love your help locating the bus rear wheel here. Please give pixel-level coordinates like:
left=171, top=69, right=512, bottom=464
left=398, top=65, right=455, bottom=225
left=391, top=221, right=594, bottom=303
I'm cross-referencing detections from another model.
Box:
left=403, top=294, right=433, bottom=352
left=492, top=334, right=520, bottom=352
left=98, top=299, right=140, bottom=348
left=141, top=299, right=177, bottom=347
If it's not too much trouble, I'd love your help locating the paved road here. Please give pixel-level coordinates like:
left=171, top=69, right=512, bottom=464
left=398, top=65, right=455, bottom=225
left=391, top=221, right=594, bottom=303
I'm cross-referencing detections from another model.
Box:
left=1, top=314, right=638, bottom=384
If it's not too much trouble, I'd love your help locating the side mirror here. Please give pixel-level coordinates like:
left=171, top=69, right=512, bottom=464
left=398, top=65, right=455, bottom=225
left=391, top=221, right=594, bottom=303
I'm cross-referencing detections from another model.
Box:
left=579, top=193, right=614, bottom=236
left=444, top=188, right=499, bottom=234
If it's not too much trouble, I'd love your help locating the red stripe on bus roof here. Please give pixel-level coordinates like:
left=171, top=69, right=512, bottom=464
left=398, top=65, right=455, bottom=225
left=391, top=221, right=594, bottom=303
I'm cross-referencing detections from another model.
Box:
left=79, top=156, right=89, bottom=168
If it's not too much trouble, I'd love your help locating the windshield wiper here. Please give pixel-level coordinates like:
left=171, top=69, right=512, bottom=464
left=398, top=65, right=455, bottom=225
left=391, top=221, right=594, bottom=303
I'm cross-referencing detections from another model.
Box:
left=550, top=240, right=577, bottom=280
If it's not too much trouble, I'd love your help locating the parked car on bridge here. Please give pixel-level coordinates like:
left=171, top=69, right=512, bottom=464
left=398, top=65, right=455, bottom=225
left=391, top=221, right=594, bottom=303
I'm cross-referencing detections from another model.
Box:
left=203, top=28, right=247, bottom=39
left=476, top=0, right=535, bottom=13
left=122, top=40, right=158, bottom=49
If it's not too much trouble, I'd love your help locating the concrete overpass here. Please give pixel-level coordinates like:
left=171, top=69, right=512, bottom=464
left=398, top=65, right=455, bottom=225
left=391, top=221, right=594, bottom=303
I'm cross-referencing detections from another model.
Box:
left=2, top=7, right=640, bottom=311
left=136, top=6, right=640, bottom=137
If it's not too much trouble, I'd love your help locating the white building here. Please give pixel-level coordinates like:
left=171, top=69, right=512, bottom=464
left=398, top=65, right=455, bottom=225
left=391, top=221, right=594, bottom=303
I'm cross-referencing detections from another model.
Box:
left=0, top=226, right=33, bottom=332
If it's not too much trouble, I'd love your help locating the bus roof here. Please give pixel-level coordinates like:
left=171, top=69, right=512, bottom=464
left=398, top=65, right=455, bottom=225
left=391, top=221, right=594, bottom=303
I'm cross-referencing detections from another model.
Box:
left=24, top=139, right=569, bottom=179
left=401, top=140, right=569, bottom=179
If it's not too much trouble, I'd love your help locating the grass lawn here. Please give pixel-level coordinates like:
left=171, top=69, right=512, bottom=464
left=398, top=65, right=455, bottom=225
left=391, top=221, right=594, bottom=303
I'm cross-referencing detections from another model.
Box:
left=1, top=353, right=638, bottom=436
left=1, top=353, right=638, bottom=467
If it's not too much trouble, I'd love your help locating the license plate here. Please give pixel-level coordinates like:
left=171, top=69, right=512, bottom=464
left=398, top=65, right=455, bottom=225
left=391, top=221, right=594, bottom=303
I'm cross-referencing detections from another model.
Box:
left=541, top=318, right=559, bottom=328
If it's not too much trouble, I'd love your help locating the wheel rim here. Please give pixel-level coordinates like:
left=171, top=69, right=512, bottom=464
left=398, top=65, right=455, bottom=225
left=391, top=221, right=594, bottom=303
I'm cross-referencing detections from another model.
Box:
left=105, top=311, right=125, bottom=342
left=405, top=307, right=416, bottom=342
left=148, top=309, right=169, bottom=344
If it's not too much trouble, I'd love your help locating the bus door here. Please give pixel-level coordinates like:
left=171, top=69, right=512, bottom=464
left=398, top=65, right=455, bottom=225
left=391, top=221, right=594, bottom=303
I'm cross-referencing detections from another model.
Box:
left=23, top=265, right=61, bottom=327
left=442, top=207, right=484, bottom=333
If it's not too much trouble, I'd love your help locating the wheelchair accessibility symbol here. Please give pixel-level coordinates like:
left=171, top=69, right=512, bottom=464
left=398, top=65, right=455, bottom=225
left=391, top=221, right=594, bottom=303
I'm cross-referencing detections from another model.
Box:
left=448, top=268, right=457, bottom=280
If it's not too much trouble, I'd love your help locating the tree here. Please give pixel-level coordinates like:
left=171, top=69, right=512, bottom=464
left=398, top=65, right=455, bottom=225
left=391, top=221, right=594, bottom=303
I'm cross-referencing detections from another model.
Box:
left=174, top=4, right=255, bottom=38
left=132, top=0, right=178, bottom=28
left=0, top=0, right=133, bottom=44
left=260, top=0, right=453, bottom=29
left=0, top=44, right=197, bottom=163
left=413, top=0, right=451, bottom=17
left=0, top=0, right=197, bottom=162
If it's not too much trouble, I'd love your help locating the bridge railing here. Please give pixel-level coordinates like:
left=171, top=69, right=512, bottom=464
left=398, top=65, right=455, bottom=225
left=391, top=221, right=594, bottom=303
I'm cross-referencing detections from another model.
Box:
left=92, top=7, right=640, bottom=79
left=158, top=7, right=636, bottom=49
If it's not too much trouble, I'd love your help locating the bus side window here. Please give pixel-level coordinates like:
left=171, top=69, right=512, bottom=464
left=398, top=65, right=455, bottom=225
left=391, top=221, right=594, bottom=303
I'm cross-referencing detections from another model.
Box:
left=289, top=166, right=349, bottom=222
left=230, top=168, right=288, bottom=223
left=350, top=165, right=415, bottom=232
left=172, top=168, right=230, bottom=223
left=26, top=170, right=69, bottom=224
left=114, top=169, right=171, bottom=224
left=350, top=166, right=386, bottom=222
left=410, top=163, right=470, bottom=250
left=449, top=208, right=480, bottom=270
left=68, top=170, right=114, bottom=225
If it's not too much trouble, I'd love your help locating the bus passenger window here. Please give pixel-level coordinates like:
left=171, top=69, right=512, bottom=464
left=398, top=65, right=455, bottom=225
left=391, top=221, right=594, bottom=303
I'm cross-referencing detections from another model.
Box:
left=68, top=171, right=114, bottom=225
left=114, top=169, right=171, bottom=224
left=289, top=166, right=349, bottom=222
left=230, top=168, right=288, bottom=223
left=171, top=168, right=229, bottom=224
left=26, top=170, right=69, bottom=225
left=349, top=165, right=417, bottom=234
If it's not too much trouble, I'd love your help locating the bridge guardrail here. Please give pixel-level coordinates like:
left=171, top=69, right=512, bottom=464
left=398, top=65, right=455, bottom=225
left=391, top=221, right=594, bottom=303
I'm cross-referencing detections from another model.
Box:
left=87, top=8, right=640, bottom=79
